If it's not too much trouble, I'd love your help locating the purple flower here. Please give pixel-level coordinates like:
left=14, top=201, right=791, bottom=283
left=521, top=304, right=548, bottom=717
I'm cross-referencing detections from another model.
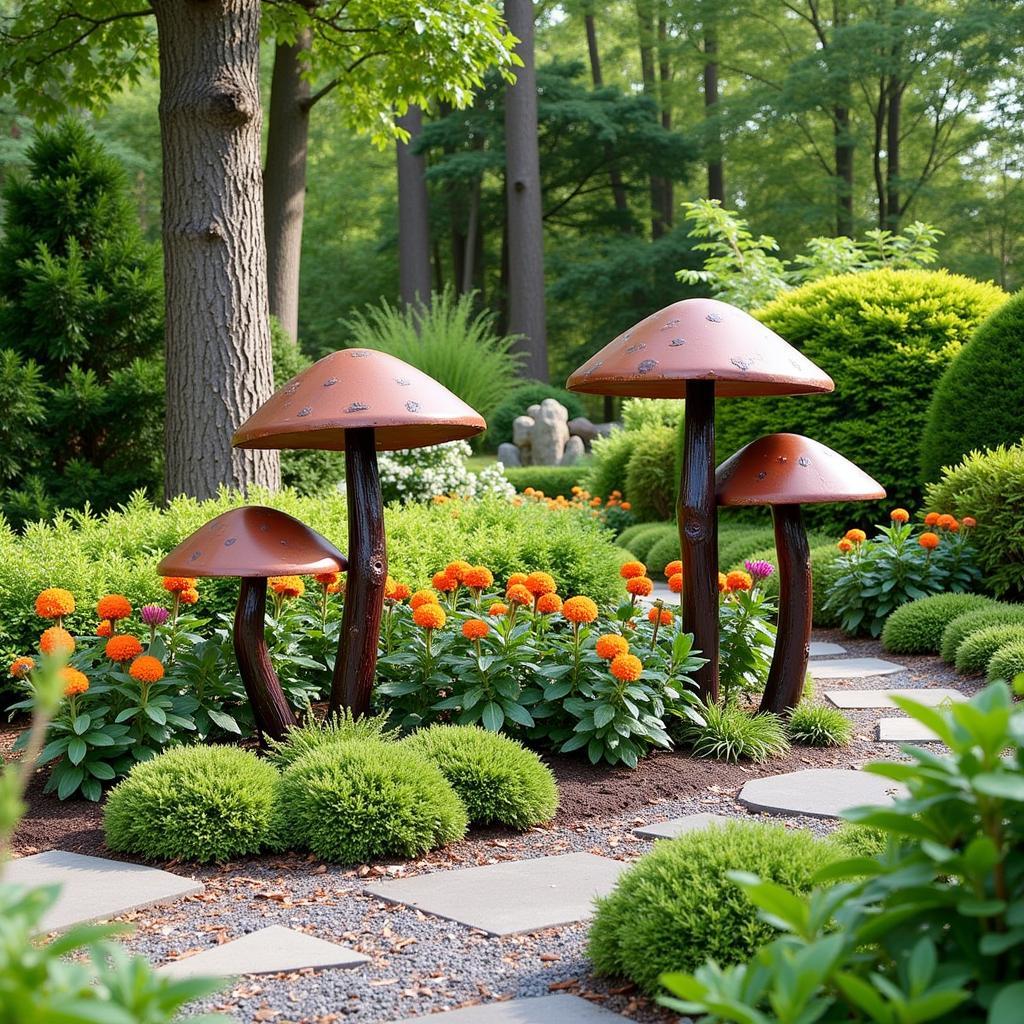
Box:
left=140, top=604, right=170, bottom=627
left=745, top=559, right=775, bottom=581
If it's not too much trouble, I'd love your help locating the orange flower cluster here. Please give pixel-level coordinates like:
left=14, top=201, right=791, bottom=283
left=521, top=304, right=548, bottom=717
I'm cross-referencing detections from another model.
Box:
left=462, top=619, right=490, bottom=641
left=96, top=594, right=132, bottom=621
left=919, top=531, right=940, bottom=550
left=413, top=603, right=446, bottom=630
left=488, top=601, right=510, bottom=617
left=626, top=576, right=653, bottom=597
left=520, top=485, right=632, bottom=516
left=129, top=655, right=165, bottom=683
left=384, top=576, right=411, bottom=601
left=844, top=528, right=867, bottom=544
left=40, top=626, right=75, bottom=657
left=889, top=508, right=910, bottom=523
left=668, top=572, right=683, bottom=593
left=61, top=666, right=89, bottom=697
left=537, top=593, right=563, bottom=615
left=610, top=652, right=643, bottom=682
left=410, top=589, right=440, bottom=610
left=664, top=560, right=682, bottom=578
left=96, top=619, right=113, bottom=638
left=269, top=576, right=305, bottom=600
left=562, top=596, right=598, bottom=624
left=507, top=583, right=533, bottom=607
left=162, top=576, right=196, bottom=594
left=106, top=634, right=143, bottom=663
left=525, top=571, right=556, bottom=596
left=464, top=566, right=493, bottom=591
left=9, top=656, right=35, bottom=679
left=724, top=570, right=753, bottom=593
left=648, top=606, right=673, bottom=626
left=620, top=561, right=647, bottom=580
left=35, top=588, right=76, bottom=620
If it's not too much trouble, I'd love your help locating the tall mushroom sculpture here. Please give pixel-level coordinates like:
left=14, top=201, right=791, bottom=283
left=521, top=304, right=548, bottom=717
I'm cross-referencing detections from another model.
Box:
left=715, top=433, right=885, bottom=714
left=232, top=348, right=485, bottom=717
left=157, top=506, right=347, bottom=741
left=567, top=298, right=833, bottom=700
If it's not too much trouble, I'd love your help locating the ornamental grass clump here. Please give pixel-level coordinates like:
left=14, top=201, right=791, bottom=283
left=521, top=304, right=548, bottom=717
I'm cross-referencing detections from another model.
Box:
left=682, top=700, right=790, bottom=763
left=786, top=702, right=852, bottom=747
left=275, top=740, right=468, bottom=863
left=955, top=623, right=1024, bottom=676
left=881, top=591, right=994, bottom=655
left=939, top=605, right=1024, bottom=664
left=103, top=745, right=280, bottom=863
left=401, top=724, right=558, bottom=828
left=588, top=821, right=829, bottom=993
left=265, top=706, right=400, bottom=769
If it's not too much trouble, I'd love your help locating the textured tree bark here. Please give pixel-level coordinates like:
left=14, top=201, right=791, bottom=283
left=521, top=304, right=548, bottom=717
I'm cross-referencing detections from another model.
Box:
left=703, top=27, right=724, bottom=202
left=835, top=104, right=854, bottom=236
left=396, top=105, right=433, bottom=308
left=264, top=28, right=312, bottom=343
left=759, top=504, right=812, bottom=715
left=636, top=0, right=664, bottom=239
left=885, top=78, right=903, bottom=230
left=504, top=0, right=549, bottom=381
left=331, top=428, right=387, bottom=717
left=657, top=16, right=673, bottom=228
left=678, top=381, right=718, bottom=701
left=233, top=576, right=297, bottom=742
left=154, top=0, right=280, bottom=500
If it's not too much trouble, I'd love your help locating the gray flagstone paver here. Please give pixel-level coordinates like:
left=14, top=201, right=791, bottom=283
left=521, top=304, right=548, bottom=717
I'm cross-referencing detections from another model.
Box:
left=738, top=768, right=903, bottom=819
left=634, top=812, right=736, bottom=840
left=826, top=687, right=966, bottom=709
left=808, top=641, right=847, bottom=657
left=393, top=994, right=630, bottom=1022
left=877, top=718, right=944, bottom=743
left=809, top=657, right=906, bottom=679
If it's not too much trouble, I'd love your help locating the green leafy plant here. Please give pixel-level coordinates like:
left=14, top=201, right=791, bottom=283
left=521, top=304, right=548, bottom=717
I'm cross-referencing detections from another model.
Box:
left=103, top=745, right=280, bottom=863
left=683, top=700, right=790, bottom=763
left=620, top=397, right=683, bottom=432
left=624, top=425, right=679, bottom=522
left=624, top=524, right=677, bottom=563
left=718, top=587, right=777, bottom=703
left=402, top=724, right=558, bottom=828
left=881, top=591, right=995, bottom=654
left=786, top=703, right=852, bottom=747
left=585, top=428, right=636, bottom=505
left=939, top=604, right=1024, bottom=663
left=954, top=622, right=1024, bottom=675
left=266, top=706, right=400, bottom=769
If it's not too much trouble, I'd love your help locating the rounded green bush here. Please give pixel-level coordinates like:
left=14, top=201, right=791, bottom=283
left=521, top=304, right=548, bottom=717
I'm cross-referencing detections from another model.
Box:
left=266, top=710, right=400, bottom=770
left=828, top=822, right=888, bottom=859
left=719, top=528, right=776, bottom=573
left=275, top=740, right=468, bottom=863
left=881, top=592, right=995, bottom=655
left=401, top=725, right=558, bottom=828
left=103, top=745, right=279, bottom=863
left=588, top=821, right=829, bottom=992
left=624, top=425, right=679, bottom=522
left=616, top=521, right=664, bottom=551
left=683, top=701, right=790, bottom=763
left=921, top=291, right=1024, bottom=482
left=646, top=533, right=680, bottom=578
left=955, top=623, right=1024, bottom=675
left=628, top=524, right=677, bottom=563
left=786, top=703, right=852, bottom=747
left=585, top=428, right=635, bottom=502
left=940, top=605, right=1024, bottom=664
left=987, top=639, right=1024, bottom=683
left=485, top=382, right=586, bottom=449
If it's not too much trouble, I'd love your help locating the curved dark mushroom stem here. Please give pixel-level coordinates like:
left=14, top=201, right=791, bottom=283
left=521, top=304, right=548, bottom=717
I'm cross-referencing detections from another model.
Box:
left=759, top=503, right=812, bottom=714
left=330, top=426, right=388, bottom=717
left=233, top=576, right=298, bottom=742
left=678, top=380, right=719, bottom=701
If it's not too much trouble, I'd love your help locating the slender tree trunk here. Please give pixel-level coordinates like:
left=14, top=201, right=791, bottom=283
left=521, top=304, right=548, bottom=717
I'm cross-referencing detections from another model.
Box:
left=636, top=0, right=664, bottom=239
left=153, top=0, right=280, bottom=499
left=504, top=0, right=549, bottom=380
left=873, top=79, right=887, bottom=227
left=704, top=26, right=724, bottom=202
left=834, top=105, right=854, bottom=236
left=263, top=29, right=311, bottom=343
left=396, top=105, right=433, bottom=307
left=462, top=176, right=482, bottom=293
left=657, top=15, right=673, bottom=227
left=885, top=79, right=903, bottom=230
left=584, top=8, right=630, bottom=218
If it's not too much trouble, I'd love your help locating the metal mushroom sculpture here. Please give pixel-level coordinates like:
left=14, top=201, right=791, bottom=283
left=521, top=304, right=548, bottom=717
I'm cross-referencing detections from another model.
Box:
left=715, top=434, right=885, bottom=714
left=232, top=348, right=485, bottom=718
left=157, top=506, right=347, bottom=741
left=567, top=298, right=833, bottom=700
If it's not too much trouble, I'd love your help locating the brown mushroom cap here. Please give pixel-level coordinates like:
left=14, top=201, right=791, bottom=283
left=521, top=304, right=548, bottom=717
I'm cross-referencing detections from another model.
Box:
left=716, top=434, right=886, bottom=506
left=157, top=507, right=347, bottom=578
left=566, top=298, right=834, bottom=398
left=232, top=348, right=486, bottom=452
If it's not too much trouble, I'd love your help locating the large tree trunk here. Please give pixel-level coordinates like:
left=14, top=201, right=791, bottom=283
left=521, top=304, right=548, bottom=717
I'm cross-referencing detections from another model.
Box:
left=704, top=25, right=724, bottom=202
left=636, top=0, right=664, bottom=239
left=504, top=0, right=549, bottom=380
left=885, top=79, right=903, bottom=230
left=584, top=9, right=630, bottom=218
left=263, top=29, right=311, bottom=343
left=396, top=105, right=433, bottom=307
left=834, top=104, right=854, bottom=236
left=153, top=0, right=280, bottom=500
left=657, top=15, right=673, bottom=228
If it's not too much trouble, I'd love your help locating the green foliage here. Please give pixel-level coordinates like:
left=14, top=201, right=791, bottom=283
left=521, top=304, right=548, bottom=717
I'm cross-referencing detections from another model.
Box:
left=616, top=522, right=664, bottom=552
left=940, top=605, right=1024, bottom=664
left=266, top=708, right=400, bottom=770
left=659, top=681, right=1024, bottom=1024
left=103, top=745, right=279, bottom=863
left=646, top=534, right=679, bottom=579
left=987, top=639, right=1024, bottom=683
left=503, top=465, right=587, bottom=498
left=274, top=740, right=468, bottom=863
left=881, top=592, right=995, bottom=655
left=810, top=544, right=845, bottom=627
left=786, top=703, right=853, bottom=747
left=343, top=289, right=523, bottom=422
left=925, top=442, right=1024, bottom=598
left=921, top=290, right=1024, bottom=482
left=401, top=724, right=558, bottom=828
left=589, top=821, right=828, bottom=993
left=719, top=527, right=777, bottom=574
left=626, top=524, right=677, bottom=563
left=682, top=701, right=790, bottom=763
left=624, top=425, right=679, bottom=522
left=718, top=588, right=777, bottom=704
left=954, top=623, right=1024, bottom=676
left=827, top=822, right=888, bottom=859
left=584, top=429, right=636, bottom=503
left=620, top=397, right=682, bottom=432
left=486, top=382, right=586, bottom=449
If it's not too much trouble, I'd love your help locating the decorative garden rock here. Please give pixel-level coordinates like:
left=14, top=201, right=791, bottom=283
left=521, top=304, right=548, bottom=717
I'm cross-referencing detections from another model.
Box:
left=532, top=399, right=570, bottom=465
left=497, top=442, right=522, bottom=467
left=567, top=416, right=613, bottom=448
left=561, top=435, right=586, bottom=465
left=512, top=414, right=535, bottom=450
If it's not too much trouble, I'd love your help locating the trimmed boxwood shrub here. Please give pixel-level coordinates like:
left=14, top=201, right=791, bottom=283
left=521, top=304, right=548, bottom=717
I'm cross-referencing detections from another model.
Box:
left=624, top=425, right=678, bottom=521
left=502, top=464, right=588, bottom=498
left=719, top=527, right=777, bottom=574
left=627, top=523, right=677, bottom=563
left=646, top=533, right=679, bottom=578
left=588, top=821, right=829, bottom=992
left=988, top=639, right=1024, bottom=683
left=828, top=822, right=888, bottom=858
left=921, top=290, right=1024, bottom=482
left=940, top=605, right=1024, bottom=664
left=881, top=592, right=995, bottom=655
left=275, top=740, right=468, bottom=863
left=616, top=521, right=664, bottom=551
left=402, top=725, right=558, bottom=828
left=786, top=703, right=852, bottom=747
left=485, top=382, right=586, bottom=450
left=103, top=745, right=279, bottom=863
left=955, top=623, right=1024, bottom=676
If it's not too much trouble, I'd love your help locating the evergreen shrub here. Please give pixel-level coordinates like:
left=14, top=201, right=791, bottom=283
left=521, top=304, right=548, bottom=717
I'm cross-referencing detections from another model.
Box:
left=955, top=624, right=1024, bottom=676
left=940, top=605, right=1024, bottom=664
left=627, top=524, right=677, bottom=563
left=881, top=592, right=995, bottom=655
left=266, top=709, right=400, bottom=769
left=625, top=425, right=679, bottom=521
left=646, top=533, right=680, bottom=578
left=616, top=522, right=665, bottom=551
left=585, top=428, right=635, bottom=504
left=987, top=639, right=1024, bottom=683
left=503, top=465, right=587, bottom=498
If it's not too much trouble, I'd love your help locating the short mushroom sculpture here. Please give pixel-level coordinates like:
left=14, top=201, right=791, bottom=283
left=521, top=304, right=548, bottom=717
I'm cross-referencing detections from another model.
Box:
left=157, top=506, right=347, bottom=740
left=715, top=433, right=885, bottom=714
left=232, top=348, right=485, bottom=717
left=567, top=298, right=833, bottom=700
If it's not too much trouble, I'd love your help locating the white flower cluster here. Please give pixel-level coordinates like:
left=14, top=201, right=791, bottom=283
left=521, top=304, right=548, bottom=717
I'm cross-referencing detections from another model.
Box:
left=377, top=441, right=516, bottom=504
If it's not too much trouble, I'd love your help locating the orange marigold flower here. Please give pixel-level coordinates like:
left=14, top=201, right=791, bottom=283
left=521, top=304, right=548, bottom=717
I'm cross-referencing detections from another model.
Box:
left=314, top=571, right=341, bottom=587
left=40, top=626, right=75, bottom=657
left=726, top=570, right=753, bottom=593
left=432, top=571, right=457, bottom=592
left=718, top=573, right=728, bottom=592
left=525, top=571, right=556, bottom=596
left=413, top=604, right=447, bottom=630
left=664, top=560, right=683, bottom=578
left=10, top=656, right=34, bottom=679
left=524, top=487, right=536, bottom=496
left=668, top=572, right=683, bottom=593
left=488, top=601, right=510, bottom=617
left=648, top=607, right=673, bottom=626
left=326, top=580, right=344, bottom=595
left=129, top=655, right=165, bottom=683
left=384, top=576, right=398, bottom=600
left=161, top=576, right=196, bottom=594
left=536, top=593, right=563, bottom=615
left=179, top=588, right=199, bottom=605
left=96, top=619, right=113, bottom=638
left=562, top=596, right=598, bottom=624
left=506, top=572, right=529, bottom=590
left=61, top=667, right=89, bottom=697
left=626, top=576, right=654, bottom=597
left=96, top=594, right=132, bottom=621
left=620, top=502, right=631, bottom=511
left=919, top=532, right=940, bottom=550
left=392, top=581, right=411, bottom=601
left=595, top=633, right=629, bottom=660
left=610, top=652, right=643, bottom=682
left=445, top=560, right=472, bottom=583
left=889, top=508, right=910, bottom=523
left=837, top=539, right=854, bottom=553
left=619, top=561, right=647, bottom=580
left=410, top=589, right=440, bottom=610
left=106, top=634, right=143, bottom=662
left=507, top=584, right=533, bottom=606
left=924, top=512, right=940, bottom=526
left=462, top=619, right=490, bottom=641
left=937, top=513, right=959, bottom=531
left=269, top=576, right=305, bottom=599
left=962, top=516, right=976, bottom=528
left=35, top=588, right=76, bottom=620
left=464, top=566, right=493, bottom=590
left=844, top=529, right=867, bottom=544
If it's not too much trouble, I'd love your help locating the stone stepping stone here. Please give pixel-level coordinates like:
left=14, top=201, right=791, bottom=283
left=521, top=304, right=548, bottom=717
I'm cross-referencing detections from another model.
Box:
left=877, top=718, right=943, bottom=743
left=364, top=853, right=625, bottom=937
left=4, top=850, right=202, bottom=933
left=634, top=812, right=735, bottom=840
left=394, top=994, right=629, bottom=1022
left=826, top=687, right=966, bottom=709
left=739, top=768, right=903, bottom=820
left=158, top=924, right=367, bottom=980
left=809, top=641, right=847, bottom=657
left=809, top=657, right=906, bottom=679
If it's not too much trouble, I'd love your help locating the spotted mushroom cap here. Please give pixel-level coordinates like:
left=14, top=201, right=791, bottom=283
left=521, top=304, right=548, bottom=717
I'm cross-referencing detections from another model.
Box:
left=566, top=298, right=834, bottom=398
left=156, top=507, right=347, bottom=578
left=716, top=434, right=886, bottom=506
left=233, top=348, right=486, bottom=452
